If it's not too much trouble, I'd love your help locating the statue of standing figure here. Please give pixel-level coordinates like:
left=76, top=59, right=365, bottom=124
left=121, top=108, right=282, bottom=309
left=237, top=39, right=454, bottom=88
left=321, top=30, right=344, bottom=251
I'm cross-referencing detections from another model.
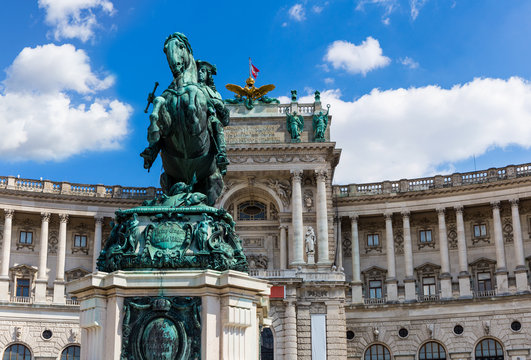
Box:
left=305, top=226, right=316, bottom=254
left=286, top=110, right=304, bottom=143
left=312, top=104, right=330, bottom=142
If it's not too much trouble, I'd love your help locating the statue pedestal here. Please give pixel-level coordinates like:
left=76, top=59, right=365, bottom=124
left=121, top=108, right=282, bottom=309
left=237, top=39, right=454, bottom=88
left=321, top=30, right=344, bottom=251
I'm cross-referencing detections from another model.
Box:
left=67, top=270, right=270, bottom=360
left=307, top=253, right=315, bottom=265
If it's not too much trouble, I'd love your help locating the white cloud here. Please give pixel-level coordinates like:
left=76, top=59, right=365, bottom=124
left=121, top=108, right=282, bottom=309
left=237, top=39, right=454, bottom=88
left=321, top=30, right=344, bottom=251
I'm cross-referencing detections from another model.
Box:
left=295, top=77, right=531, bottom=184
left=399, top=56, right=419, bottom=69
left=324, top=77, right=335, bottom=85
left=38, top=0, right=114, bottom=42
left=410, top=0, right=429, bottom=20
left=0, top=43, right=132, bottom=161
left=324, top=37, right=391, bottom=75
left=312, top=5, right=323, bottom=13
left=289, top=4, right=306, bottom=21
left=356, top=0, right=397, bottom=24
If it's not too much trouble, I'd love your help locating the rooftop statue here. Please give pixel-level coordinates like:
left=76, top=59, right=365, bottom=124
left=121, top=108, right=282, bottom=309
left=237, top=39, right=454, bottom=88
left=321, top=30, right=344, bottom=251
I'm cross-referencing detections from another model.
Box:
left=225, top=77, right=278, bottom=110
left=285, top=109, right=304, bottom=143
left=98, top=33, right=248, bottom=273
left=140, top=33, right=228, bottom=206
left=313, top=104, right=330, bottom=142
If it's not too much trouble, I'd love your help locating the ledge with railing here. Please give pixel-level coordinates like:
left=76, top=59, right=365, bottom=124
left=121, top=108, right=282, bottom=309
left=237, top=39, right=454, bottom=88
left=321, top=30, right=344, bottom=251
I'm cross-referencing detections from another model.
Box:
left=334, top=162, right=531, bottom=198
left=0, top=176, right=160, bottom=201
left=248, top=268, right=345, bottom=282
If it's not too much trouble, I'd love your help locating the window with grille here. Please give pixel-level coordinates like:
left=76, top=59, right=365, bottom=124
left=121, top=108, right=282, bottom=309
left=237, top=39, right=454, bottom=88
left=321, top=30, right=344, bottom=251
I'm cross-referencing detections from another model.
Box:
left=364, top=344, right=391, bottom=360
left=419, top=230, right=432, bottom=243
left=477, top=272, right=493, bottom=292
left=3, top=344, right=31, bottom=360
left=16, top=278, right=30, bottom=297
left=475, top=339, right=503, bottom=360
left=237, top=201, right=266, bottom=221
left=74, top=235, right=87, bottom=248
left=19, top=231, right=33, bottom=245
left=419, top=342, right=446, bottom=360
left=474, top=224, right=487, bottom=237
left=367, top=234, right=379, bottom=247
left=61, top=345, right=80, bottom=360
left=369, top=280, right=383, bottom=298
left=422, top=277, right=437, bottom=296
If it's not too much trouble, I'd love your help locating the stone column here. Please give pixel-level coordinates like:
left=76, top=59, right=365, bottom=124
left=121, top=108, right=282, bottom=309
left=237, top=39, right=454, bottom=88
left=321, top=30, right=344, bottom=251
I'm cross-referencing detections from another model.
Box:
left=284, top=300, right=297, bottom=360
left=455, top=206, right=472, bottom=298
left=402, top=211, right=416, bottom=302
left=54, top=213, right=68, bottom=304
left=491, top=201, right=508, bottom=294
left=35, top=212, right=51, bottom=303
left=92, top=217, right=103, bottom=272
left=336, top=216, right=343, bottom=270
left=315, top=170, right=330, bottom=265
left=384, top=213, right=398, bottom=302
left=290, top=170, right=304, bottom=266
left=0, top=209, right=14, bottom=300
left=510, top=199, right=529, bottom=293
left=437, top=208, right=452, bottom=299
left=351, top=215, right=363, bottom=303
left=279, top=225, right=288, bottom=269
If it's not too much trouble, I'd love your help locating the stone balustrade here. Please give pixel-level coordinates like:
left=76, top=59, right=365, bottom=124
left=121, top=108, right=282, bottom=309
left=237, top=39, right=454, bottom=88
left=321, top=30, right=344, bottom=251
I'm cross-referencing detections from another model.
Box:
left=0, top=176, right=159, bottom=200
left=334, top=162, right=531, bottom=197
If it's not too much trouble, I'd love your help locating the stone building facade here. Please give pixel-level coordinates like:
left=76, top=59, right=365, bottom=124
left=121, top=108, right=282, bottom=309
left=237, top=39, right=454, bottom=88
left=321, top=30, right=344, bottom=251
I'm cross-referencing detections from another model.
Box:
left=0, top=98, right=529, bottom=359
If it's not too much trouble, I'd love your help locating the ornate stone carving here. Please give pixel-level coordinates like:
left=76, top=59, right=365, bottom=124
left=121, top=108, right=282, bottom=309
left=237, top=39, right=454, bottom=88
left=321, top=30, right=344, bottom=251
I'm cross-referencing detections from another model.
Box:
left=41, top=212, right=51, bottom=222
left=247, top=254, right=268, bottom=269
left=447, top=223, right=458, bottom=249
left=394, top=229, right=404, bottom=254
left=269, top=203, right=278, bottom=220
left=291, top=170, right=303, bottom=181
left=303, top=190, right=313, bottom=212
left=342, top=233, right=352, bottom=257
left=305, top=227, right=316, bottom=254
left=502, top=217, right=513, bottom=243
left=266, top=179, right=291, bottom=207
left=228, top=155, right=248, bottom=164
left=307, top=289, right=328, bottom=298
left=59, top=214, right=69, bottom=223
left=65, top=268, right=90, bottom=282
left=299, top=154, right=318, bottom=162
left=4, top=209, right=14, bottom=219
left=48, top=230, right=59, bottom=254
left=276, top=154, right=294, bottom=163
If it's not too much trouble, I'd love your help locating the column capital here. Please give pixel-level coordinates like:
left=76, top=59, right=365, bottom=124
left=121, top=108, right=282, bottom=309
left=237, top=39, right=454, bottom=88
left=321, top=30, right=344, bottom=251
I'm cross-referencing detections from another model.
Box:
left=290, top=169, right=303, bottom=182
left=454, top=205, right=464, bottom=214
left=41, top=212, right=51, bottom=222
left=279, top=224, right=288, bottom=230
left=384, top=212, right=393, bottom=221
left=350, top=214, right=359, bottom=222
left=94, top=216, right=104, bottom=224
left=3, top=209, right=14, bottom=219
left=436, top=207, right=446, bottom=215
left=491, top=201, right=501, bottom=209
left=510, top=198, right=520, bottom=207
left=401, top=210, right=410, bottom=218
left=59, top=213, right=69, bottom=223
left=315, top=169, right=328, bottom=182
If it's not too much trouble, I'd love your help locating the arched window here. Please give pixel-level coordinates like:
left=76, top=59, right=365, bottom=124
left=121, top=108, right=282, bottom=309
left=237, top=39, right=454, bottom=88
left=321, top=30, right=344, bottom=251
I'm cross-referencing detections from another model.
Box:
left=260, top=327, right=274, bottom=360
left=3, top=344, right=31, bottom=360
left=61, top=346, right=80, bottom=360
left=419, top=342, right=446, bottom=360
left=237, top=201, right=266, bottom=221
left=475, top=339, right=503, bottom=360
left=365, top=344, right=391, bottom=360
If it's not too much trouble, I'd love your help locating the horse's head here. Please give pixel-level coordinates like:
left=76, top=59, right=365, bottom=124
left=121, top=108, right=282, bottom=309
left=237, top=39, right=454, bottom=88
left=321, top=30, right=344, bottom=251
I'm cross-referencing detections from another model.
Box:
left=163, top=32, right=197, bottom=85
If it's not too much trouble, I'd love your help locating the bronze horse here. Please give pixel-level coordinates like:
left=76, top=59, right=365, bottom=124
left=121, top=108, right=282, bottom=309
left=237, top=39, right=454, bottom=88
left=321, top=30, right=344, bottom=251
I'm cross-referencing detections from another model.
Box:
left=141, top=33, right=224, bottom=205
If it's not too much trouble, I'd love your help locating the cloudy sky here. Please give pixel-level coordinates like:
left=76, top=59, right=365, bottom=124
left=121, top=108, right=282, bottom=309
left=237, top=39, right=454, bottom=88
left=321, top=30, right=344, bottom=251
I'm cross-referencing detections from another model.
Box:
left=1, top=1, right=531, bottom=186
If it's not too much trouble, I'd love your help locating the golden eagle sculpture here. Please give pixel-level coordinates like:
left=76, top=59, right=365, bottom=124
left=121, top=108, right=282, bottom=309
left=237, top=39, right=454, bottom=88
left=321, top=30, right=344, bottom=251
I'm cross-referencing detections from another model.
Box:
left=225, top=77, right=278, bottom=110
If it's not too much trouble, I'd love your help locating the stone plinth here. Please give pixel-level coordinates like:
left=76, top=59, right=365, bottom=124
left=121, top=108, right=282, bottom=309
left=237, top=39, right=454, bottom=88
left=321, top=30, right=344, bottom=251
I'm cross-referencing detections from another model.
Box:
left=66, top=269, right=270, bottom=360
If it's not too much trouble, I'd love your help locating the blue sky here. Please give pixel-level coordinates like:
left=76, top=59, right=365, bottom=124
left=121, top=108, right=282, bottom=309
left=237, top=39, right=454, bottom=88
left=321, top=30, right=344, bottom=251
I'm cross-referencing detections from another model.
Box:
left=1, top=0, right=531, bottom=186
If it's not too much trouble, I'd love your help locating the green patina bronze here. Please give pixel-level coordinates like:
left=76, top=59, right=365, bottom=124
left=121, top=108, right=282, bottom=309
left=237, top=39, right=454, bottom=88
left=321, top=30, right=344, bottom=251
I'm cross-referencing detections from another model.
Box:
left=140, top=32, right=229, bottom=205
left=121, top=296, right=201, bottom=360
left=313, top=104, right=330, bottom=142
left=286, top=110, right=304, bottom=143
left=97, top=33, right=248, bottom=273
left=96, top=181, right=248, bottom=272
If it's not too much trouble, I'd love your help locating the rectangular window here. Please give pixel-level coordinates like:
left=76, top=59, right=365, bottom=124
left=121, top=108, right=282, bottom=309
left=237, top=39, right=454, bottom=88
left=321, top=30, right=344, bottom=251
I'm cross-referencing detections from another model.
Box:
left=16, top=278, right=30, bottom=297
left=422, top=276, right=436, bottom=296
left=74, top=235, right=87, bottom=248
left=367, top=234, right=379, bottom=247
left=19, top=231, right=33, bottom=244
left=474, top=224, right=487, bottom=237
left=369, top=280, right=382, bottom=298
left=477, top=272, right=492, bottom=292
left=419, top=230, right=432, bottom=243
